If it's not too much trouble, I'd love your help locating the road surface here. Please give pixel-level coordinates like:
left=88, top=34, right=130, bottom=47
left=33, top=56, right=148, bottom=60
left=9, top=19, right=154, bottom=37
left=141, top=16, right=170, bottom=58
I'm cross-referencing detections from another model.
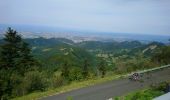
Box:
left=41, top=67, right=170, bottom=100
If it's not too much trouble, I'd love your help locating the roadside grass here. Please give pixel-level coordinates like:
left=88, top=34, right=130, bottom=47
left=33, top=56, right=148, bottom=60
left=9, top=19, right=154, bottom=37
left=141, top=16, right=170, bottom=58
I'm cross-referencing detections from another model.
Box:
left=115, top=89, right=164, bottom=100
left=12, top=73, right=122, bottom=100
left=12, top=65, right=170, bottom=100
left=114, top=80, right=170, bottom=100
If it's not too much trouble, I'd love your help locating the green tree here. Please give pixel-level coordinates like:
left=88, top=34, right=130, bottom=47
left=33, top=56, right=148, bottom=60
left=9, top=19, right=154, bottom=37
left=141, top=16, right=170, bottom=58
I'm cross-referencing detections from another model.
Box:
left=17, top=42, right=37, bottom=73
left=61, top=61, right=70, bottom=79
left=0, top=28, right=21, bottom=70
left=82, top=59, right=89, bottom=79
left=152, top=46, right=170, bottom=64
left=0, top=28, right=37, bottom=99
left=68, top=67, right=83, bottom=81
left=98, top=59, right=106, bottom=78
left=0, top=28, right=22, bottom=99
left=0, top=27, right=37, bottom=72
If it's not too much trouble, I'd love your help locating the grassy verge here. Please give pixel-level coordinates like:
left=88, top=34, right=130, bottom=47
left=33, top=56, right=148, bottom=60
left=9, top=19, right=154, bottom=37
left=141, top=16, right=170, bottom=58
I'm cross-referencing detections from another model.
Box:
left=114, top=81, right=170, bottom=100
left=12, top=65, right=170, bottom=100
left=12, top=74, right=122, bottom=100
left=115, top=89, right=164, bottom=100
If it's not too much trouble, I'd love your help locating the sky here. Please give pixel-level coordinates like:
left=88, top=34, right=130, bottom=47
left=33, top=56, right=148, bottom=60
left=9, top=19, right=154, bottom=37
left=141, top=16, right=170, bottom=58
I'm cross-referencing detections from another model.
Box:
left=0, top=0, right=170, bottom=35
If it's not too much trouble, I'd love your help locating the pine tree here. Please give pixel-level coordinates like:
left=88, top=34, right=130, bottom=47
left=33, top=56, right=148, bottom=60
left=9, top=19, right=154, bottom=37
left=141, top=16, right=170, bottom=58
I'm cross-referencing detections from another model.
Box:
left=0, top=27, right=22, bottom=70
left=0, top=28, right=22, bottom=99
left=0, top=28, right=37, bottom=99
left=17, top=41, right=37, bottom=73
left=0, top=27, right=37, bottom=72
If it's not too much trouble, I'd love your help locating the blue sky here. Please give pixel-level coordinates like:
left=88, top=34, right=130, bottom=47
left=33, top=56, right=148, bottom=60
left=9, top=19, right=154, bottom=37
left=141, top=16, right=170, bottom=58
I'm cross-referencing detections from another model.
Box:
left=1, top=0, right=170, bottom=35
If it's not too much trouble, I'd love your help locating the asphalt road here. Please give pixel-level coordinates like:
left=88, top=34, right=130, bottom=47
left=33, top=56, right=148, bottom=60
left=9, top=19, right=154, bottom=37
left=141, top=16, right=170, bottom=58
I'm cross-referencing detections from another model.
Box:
left=41, top=67, right=170, bottom=100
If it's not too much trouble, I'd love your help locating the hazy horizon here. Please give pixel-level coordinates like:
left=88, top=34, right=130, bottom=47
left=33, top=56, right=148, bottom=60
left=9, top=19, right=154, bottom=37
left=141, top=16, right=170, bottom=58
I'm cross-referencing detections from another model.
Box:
left=0, top=24, right=170, bottom=43
left=1, top=0, right=170, bottom=35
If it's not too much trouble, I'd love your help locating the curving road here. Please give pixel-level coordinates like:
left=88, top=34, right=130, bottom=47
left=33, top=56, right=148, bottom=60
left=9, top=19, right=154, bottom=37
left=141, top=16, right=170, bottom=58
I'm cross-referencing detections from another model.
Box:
left=41, top=67, right=170, bottom=100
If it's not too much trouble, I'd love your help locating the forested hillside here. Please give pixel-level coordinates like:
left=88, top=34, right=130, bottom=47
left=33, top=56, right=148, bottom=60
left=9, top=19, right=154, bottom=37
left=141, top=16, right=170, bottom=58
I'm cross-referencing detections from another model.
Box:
left=0, top=28, right=169, bottom=99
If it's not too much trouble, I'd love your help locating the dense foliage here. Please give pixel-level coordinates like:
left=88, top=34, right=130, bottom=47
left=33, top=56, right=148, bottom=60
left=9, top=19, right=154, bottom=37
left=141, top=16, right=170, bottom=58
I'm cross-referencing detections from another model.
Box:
left=152, top=46, right=170, bottom=64
left=0, top=28, right=37, bottom=99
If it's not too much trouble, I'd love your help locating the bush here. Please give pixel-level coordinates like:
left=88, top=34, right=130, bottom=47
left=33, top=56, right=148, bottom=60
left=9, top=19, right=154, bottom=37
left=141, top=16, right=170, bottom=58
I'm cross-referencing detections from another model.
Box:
left=21, top=71, right=48, bottom=94
left=152, top=82, right=169, bottom=92
left=68, top=67, right=83, bottom=81
left=119, top=82, right=167, bottom=100
left=10, top=72, right=23, bottom=97
left=124, top=90, right=163, bottom=100
left=0, top=70, right=23, bottom=99
left=0, top=70, right=11, bottom=100
left=52, top=72, right=64, bottom=88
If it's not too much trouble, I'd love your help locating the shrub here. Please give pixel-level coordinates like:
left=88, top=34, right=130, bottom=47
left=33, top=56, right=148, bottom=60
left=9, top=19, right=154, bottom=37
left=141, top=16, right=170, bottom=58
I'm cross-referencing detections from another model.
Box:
left=52, top=72, right=64, bottom=88
left=21, top=71, right=48, bottom=94
left=152, top=81, right=169, bottom=92
left=68, top=67, right=83, bottom=81
left=0, top=70, right=11, bottom=99
left=10, top=72, right=23, bottom=97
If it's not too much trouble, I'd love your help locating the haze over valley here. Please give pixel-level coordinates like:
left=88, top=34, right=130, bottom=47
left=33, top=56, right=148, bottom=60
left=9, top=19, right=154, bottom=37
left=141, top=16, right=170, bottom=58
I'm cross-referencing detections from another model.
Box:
left=0, top=24, right=169, bottom=43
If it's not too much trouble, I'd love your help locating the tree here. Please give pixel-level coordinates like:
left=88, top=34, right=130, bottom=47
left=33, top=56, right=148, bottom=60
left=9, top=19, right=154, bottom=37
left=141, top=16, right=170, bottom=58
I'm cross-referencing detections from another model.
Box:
left=82, top=59, right=89, bottom=79
left=17, top=42, right=37, bottom=73
left=98, top=58, right=106, bottom=78
left=0, top=28, right=22, bottom=99
left=61, top=61, right=70, bottom=79
left=0, top=27, right=21, bottom=70
left=0, top=27, right=37, bottom=72
left=68, top=67, right=83, bottom=81
left=152, top=46, right=170, bottom=64
left=0, top=28, right=37, bottom=99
